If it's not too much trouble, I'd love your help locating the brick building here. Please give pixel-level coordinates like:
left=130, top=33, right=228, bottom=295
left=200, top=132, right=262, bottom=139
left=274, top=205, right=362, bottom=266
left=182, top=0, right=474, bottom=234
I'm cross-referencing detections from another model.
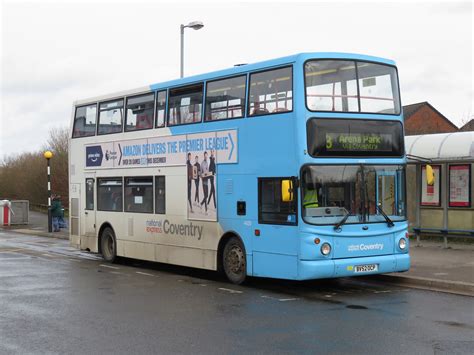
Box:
left=460, top=119, right=474, bottom=132
left=403, top=102, right=459, bottom=136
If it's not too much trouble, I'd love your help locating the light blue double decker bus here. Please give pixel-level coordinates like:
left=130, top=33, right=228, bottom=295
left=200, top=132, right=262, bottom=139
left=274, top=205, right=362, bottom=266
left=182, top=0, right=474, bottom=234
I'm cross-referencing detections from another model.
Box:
left=70, top=52, right=409, bottom=284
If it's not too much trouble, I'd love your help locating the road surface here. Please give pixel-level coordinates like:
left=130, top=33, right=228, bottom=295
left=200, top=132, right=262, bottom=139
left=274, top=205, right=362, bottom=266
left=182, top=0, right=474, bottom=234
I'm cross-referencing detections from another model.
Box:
left=0, top=231, right=472, bottom=354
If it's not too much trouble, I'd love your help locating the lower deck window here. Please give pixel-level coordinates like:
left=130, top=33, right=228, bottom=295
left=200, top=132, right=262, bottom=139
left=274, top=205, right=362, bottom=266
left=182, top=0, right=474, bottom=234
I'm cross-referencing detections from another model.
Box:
left=125, top=177, right=153, bottom=213
left=97, top=178, right=123, bottom=212
left=155, top=176, right=166, bottom=214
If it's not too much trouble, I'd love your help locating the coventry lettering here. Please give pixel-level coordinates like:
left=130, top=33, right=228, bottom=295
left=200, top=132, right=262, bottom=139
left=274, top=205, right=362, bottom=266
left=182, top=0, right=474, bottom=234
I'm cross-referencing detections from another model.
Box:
left=163, top=220, right=203, bottom=240
left=348, top=243, right=384, bottom=252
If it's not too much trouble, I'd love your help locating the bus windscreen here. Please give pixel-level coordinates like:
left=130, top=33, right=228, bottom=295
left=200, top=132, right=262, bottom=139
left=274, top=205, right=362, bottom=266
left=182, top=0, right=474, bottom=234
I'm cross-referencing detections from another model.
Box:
left=306, top=118, right=404, bottom=157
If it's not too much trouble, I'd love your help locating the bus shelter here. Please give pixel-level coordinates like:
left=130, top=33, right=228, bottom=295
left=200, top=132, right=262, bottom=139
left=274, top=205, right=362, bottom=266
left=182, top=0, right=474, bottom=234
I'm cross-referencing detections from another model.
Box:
left=405, top=132, right=474, bottom=234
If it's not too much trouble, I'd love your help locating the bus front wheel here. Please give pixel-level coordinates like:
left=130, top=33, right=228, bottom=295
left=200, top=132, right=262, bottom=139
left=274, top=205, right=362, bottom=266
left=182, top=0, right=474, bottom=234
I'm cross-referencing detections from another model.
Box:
left=100, top=227, right=117, bottom=263
left=223, top=237, right=246, bottom=284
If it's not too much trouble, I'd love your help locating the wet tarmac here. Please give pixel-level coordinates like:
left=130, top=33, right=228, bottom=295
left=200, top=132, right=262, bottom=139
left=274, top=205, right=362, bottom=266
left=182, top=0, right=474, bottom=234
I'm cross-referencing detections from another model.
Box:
left=0, top=231, right=473, bottom=354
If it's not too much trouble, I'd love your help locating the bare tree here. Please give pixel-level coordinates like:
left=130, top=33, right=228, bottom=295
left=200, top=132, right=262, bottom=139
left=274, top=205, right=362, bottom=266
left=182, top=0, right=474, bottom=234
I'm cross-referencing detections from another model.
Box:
left=0, top=127, right=69, bottom=207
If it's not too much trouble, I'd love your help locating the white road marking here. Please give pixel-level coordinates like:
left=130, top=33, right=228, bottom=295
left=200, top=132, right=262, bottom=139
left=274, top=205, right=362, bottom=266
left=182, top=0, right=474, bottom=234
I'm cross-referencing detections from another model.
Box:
left=100, top=264, right=120, bottom=269
left=433, top=272, right=448, bottom=276
left=42, top=253, right=54, bottom=257
left=218, top=287, right=243, bottom=294
left=278, top=298, right=299, bottom=302
left=261, top=295, right=298, bottom=301
left=136, top=271, right=155, bottom=277
left=0, top=256, right=31, bottom=261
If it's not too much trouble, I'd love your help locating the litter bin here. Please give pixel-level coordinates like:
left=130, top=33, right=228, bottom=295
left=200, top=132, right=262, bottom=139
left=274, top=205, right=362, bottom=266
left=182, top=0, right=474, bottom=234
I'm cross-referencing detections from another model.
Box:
left=0, top=200, right=12, bottom=226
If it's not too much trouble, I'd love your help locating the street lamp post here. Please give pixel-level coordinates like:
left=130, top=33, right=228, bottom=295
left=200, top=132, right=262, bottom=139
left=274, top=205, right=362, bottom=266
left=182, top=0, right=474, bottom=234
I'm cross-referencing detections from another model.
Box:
left=44, top=151, right=53, bottom=233
left=180, top=20, right=204, bottom=78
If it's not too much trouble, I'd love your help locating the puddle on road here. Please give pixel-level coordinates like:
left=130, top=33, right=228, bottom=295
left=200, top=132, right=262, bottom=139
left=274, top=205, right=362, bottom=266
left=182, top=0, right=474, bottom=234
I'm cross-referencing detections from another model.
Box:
left=346, top=304, right=369, bottom=310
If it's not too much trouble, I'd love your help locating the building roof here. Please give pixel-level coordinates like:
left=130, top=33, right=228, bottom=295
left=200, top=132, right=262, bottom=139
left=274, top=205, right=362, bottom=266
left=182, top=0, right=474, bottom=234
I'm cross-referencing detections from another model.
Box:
left=403, top=101, right=459, bottom=130
left=460, top=119, right=474, bottom=132
left=405, top=131, right=474, bottom=162
left=403, top=102, right=426, bottom=119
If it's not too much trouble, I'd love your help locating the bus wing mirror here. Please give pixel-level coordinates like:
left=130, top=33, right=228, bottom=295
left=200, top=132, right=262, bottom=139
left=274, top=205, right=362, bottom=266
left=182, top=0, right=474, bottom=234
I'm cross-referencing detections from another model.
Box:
left=426, top=165, right=435, bottom=186
left=281, top=179, right=294, bottom=202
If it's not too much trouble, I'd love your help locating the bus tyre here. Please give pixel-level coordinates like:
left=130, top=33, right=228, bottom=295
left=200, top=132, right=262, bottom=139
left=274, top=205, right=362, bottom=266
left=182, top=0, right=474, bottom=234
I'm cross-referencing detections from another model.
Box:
left=101, top=227, right=117, bottom=263
left=223, top=237, right=246, bottom=284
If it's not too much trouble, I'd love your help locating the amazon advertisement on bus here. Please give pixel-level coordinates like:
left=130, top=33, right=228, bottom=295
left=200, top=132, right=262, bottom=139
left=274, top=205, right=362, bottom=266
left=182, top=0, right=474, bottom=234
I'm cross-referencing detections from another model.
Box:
left=84, top=129, right=237, bottom=222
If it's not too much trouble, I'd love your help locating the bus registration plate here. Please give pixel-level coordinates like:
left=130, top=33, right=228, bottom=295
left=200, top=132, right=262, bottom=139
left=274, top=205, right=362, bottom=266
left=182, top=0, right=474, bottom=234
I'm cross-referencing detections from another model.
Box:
left=354, top=264, right=378, bottom=273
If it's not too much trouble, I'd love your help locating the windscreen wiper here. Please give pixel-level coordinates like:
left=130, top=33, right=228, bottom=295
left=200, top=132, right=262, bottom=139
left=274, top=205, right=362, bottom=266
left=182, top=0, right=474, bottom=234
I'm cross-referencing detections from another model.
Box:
left=334, top=209, right=351, bottom=231
left=376, top=205, right=394, bottom=227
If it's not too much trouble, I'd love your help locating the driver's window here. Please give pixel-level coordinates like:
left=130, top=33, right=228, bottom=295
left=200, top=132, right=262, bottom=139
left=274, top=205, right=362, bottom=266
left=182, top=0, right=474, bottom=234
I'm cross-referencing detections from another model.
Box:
left=258, top=177, right=297, bottom=225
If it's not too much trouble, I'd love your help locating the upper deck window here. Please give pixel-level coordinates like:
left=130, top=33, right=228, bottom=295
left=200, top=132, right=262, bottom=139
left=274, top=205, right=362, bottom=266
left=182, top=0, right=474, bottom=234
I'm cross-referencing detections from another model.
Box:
left=72, top=104, right=97, bottom=138
left=155, top=91, right=167, bottom=128
left=98, top=99, right=124, bottom=135
left=205, top=75, right=246, bottom=121
left=248, top=66, right=293, bottom=116
left=125, top=93, right=154, bottom=132
left=168, top=84, right=203, bottom=126
left=305, top=60, right=400, bottom=115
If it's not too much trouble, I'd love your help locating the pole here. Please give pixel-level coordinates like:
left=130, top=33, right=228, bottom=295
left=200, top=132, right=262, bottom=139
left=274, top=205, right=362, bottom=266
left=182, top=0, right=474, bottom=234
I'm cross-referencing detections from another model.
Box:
left=180, top=24, right=185, bottom=78
left=47, top=157, right=52, bottom=232
left=44, top=151, right=53, bottom=232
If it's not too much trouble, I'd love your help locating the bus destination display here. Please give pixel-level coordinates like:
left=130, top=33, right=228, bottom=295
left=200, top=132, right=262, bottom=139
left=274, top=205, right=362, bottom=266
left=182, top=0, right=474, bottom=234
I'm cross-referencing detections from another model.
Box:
left=325, top=132, right=393, bottom=152
left=307, top=118, right=403, bottom=157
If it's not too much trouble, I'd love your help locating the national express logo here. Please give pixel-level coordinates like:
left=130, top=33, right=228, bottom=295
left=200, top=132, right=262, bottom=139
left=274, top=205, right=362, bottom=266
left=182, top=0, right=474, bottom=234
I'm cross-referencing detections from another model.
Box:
left=146, top=219, right=203, bottom=240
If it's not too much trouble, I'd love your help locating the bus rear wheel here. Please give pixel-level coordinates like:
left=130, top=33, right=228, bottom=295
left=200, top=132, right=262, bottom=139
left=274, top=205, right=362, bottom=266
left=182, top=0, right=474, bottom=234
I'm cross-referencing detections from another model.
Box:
left=101, top=227, right=117, bottom=263
left=223, top=237, right=246, bottom=284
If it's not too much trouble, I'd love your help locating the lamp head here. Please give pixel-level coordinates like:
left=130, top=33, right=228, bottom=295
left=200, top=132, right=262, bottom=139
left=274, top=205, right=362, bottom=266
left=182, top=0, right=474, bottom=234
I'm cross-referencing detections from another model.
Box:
left=186, top=21, right=204, bottom=30
left=44, top=151, right=53, bottom=160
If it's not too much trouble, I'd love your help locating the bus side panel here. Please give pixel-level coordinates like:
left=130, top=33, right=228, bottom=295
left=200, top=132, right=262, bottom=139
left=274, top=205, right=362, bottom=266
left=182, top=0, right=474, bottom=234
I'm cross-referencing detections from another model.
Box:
left=253, top=252, right=298, bottom=279
left=155, top=245, right=216, bottom=270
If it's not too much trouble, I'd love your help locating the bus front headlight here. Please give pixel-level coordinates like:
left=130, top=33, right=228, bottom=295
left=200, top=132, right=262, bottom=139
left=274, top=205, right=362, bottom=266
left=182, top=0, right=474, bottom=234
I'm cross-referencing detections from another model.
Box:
left=398, top=238, right=407, bottom=250
left=321, top=243, right=331, bottom=256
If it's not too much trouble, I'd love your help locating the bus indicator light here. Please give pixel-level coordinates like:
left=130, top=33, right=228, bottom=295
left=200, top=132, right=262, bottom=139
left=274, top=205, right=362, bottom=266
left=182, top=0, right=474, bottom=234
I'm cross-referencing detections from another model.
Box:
left=254, top=229, right=260, bottom=236
left=314, top=238, right=320, bottom=244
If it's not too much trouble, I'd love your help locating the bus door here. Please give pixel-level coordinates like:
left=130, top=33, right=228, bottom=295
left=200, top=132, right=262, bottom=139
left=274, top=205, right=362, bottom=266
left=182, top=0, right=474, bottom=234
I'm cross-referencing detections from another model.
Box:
left=254, top=177, right=298, bottom=279
left=376, top=171, right=397, bottom=216
left=84, top=174, right=96, bottom=237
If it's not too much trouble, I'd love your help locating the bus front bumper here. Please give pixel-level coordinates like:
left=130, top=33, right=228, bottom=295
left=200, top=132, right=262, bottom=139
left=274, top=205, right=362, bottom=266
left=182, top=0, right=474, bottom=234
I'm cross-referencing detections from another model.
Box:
left=298, top=253, right=410, bottom=280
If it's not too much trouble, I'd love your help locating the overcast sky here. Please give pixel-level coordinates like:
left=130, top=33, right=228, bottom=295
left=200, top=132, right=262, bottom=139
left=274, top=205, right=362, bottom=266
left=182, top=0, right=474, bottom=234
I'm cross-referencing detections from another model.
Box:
left=1, top=0, right=472, bottom=158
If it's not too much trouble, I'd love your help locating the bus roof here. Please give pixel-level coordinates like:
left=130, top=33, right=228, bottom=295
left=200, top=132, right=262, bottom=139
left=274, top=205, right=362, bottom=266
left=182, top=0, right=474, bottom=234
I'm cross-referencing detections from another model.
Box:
left=74, top=52, right=396, bottom=106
